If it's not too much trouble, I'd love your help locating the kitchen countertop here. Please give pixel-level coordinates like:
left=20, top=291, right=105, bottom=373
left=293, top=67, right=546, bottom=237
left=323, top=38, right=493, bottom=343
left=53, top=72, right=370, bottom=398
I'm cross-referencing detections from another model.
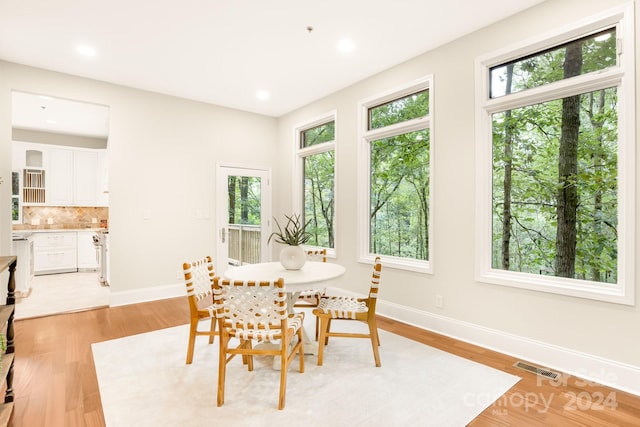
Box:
left=12, top=228, right=107, bottom=234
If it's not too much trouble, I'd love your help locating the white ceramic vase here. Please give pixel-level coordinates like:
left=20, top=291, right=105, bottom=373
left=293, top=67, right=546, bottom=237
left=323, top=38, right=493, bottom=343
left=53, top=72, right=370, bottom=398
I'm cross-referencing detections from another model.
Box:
left=279, top=245, right=306, bottom=270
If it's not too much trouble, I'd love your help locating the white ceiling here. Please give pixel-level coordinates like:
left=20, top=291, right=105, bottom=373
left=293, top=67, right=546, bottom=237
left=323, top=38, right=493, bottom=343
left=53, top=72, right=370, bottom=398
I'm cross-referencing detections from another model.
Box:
left=1, top=0, right=544, bottom=123
left=12, top=92, right=110, bottom=138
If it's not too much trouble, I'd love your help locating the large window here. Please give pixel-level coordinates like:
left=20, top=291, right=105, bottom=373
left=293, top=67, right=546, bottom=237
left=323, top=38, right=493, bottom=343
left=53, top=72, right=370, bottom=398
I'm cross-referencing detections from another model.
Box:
left=295, top=113, right=336, bottom=251
left=358, top=77, right=433, bottom=273
left=475, top=5, right=635, bottom=304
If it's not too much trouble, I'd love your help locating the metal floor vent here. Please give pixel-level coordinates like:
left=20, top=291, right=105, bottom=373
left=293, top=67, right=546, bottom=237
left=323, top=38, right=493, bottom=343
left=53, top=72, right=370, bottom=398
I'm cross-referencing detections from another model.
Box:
left=513, top=361, right=561, bottom=380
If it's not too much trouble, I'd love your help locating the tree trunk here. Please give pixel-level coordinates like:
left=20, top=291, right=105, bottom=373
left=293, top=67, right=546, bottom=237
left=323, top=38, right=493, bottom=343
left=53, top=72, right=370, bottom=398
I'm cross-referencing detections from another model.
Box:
left=501, top=64, right=515, bottom=270
left=555, top=42, right=582, bottom=278
left=588, top=89, right=606, bottom=282
left=240, top=177, right=249, bottom=223
left=228, top=176, right=236, bottom=224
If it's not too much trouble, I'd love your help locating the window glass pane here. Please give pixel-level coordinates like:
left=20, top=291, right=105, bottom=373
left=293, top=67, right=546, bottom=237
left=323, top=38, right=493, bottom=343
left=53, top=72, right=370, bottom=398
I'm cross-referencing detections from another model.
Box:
left=303, top=151, right=334, bottom=247
left=370, top=129, right=430, bottom=260
left=369, top=90, right=429, bottom=130
left=491, top=87, right=618, bottom=283
left=11, top=197, right=19, bottom=222
left=301, top=121, right=335, bottom=148
left=227, top=176, right=261, bottom=225
left=490, top=28, right=616, bottom=98
left=11, top=171, right=19, bottom=196
left=227, top=176, right=262, bottom=265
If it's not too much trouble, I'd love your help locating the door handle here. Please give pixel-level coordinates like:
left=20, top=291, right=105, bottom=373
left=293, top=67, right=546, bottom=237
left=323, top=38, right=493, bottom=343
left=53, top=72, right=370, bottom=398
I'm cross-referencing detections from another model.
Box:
left=221, top=227, right=226, bottom=243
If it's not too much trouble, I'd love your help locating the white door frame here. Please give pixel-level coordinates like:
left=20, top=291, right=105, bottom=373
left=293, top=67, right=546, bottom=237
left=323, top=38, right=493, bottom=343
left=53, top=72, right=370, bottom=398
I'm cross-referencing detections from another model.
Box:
left=215, top=162, right=272, bottom=275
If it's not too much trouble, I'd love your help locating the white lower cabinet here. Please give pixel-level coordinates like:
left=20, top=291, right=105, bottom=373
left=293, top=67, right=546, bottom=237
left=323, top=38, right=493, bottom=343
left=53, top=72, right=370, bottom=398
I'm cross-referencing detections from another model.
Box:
left=33, top=232, right=78, bottom=275
left=77, top=231, right=98, bottom=270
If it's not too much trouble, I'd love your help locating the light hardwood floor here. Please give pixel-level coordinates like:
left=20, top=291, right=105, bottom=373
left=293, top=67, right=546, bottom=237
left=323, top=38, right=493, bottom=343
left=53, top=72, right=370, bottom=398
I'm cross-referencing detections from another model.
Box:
left=11, top=297, right=640, bottom=426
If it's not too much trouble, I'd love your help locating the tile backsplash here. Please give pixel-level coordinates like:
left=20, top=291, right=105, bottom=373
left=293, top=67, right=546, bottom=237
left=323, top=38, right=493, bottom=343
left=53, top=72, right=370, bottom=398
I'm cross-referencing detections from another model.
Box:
left=14, top=206, right=109, bottom=230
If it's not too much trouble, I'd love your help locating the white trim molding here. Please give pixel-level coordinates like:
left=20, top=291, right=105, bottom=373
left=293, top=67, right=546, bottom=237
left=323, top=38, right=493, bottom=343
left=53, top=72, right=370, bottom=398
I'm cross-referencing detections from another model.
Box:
left=376, top=295, right=640, bottom=397
left=109, top=282, right=184, bottom=307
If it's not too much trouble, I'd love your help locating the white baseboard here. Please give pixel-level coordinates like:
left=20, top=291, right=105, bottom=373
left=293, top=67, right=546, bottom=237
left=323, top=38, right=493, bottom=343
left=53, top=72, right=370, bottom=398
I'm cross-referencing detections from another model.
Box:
left=110, top=283, right=640, bottom=397
left=109, top=283, right=184, bottom=307
left=374, top=296, right=640, bottom=397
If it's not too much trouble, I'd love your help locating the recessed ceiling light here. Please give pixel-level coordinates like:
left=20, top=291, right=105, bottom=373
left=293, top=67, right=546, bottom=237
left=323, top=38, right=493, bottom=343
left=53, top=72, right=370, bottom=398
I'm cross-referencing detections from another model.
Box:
left=256, top=90, right=270, bottom=101
left=76, top=45, right=97, bottom=57
left=337, top=38, right=355, bottom=53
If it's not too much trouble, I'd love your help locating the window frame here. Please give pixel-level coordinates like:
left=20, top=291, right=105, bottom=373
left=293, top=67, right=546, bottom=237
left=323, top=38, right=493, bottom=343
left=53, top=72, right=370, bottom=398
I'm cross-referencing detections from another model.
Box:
left=293, top=111, right=337, bottom=257
left=357, top=76, right=434, bottom=273
left=474, top=4, right=635, bottom=305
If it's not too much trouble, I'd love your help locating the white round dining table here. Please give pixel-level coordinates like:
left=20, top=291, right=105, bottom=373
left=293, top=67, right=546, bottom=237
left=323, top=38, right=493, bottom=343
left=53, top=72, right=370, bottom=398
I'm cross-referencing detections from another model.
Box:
left=223, top=261, right=346, bottom=293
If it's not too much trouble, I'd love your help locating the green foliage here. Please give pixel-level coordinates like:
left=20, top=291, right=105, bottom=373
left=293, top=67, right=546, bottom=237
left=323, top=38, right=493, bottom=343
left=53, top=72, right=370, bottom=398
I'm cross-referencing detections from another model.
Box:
left=370, top=129, right=430, bottom=261
left=302, top=121, right=335, bottom=147
left=268, top=214, right=312, bottom=246
left=227, top=176, right=261, bottom=225
left=370, top=90, right=429, bottom=129
left=304, top=150, right=335, bottom=247
left=491, top=33, right=619, bottom=283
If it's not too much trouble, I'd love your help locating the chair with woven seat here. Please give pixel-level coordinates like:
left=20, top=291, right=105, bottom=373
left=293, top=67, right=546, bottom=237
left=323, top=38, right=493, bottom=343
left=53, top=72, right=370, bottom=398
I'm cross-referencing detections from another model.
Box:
left=182, top=256, right=218, bottom=364
left=313, top=256, right=382, bottom=367
left=294, top=249, right=327, bottom=339
left=213, top=277, right=305, bottom=410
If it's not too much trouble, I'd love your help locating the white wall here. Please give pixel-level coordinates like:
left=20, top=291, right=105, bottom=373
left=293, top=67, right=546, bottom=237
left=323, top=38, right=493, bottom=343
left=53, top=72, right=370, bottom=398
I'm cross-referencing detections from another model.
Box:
left=0, top=61, right=278, bottom=299
left=276, top=0, right=640, bottom=393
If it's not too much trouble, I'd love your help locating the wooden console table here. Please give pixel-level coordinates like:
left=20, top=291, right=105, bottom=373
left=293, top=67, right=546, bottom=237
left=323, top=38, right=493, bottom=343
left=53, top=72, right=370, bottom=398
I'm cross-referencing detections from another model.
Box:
left=0, top=256, right=16, bottom=426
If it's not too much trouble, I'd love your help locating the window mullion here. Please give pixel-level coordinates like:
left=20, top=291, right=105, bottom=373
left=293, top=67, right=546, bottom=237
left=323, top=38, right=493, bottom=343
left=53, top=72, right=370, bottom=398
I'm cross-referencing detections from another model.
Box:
left=364, top=116, right=430, bottom=141
left=485, top=68, right=622, bottom=113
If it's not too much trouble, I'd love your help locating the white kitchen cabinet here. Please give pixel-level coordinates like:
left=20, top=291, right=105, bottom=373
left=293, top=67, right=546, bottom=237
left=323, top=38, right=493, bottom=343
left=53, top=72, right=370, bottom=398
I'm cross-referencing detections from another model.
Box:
left=73, top=150, right=99, bottom=206
left=77, top=231, right=98, bottom=270
left=46, top=148, right=74, bottom=205
left=16, top=142, right=107, bottom=207
left=33, top=232, right=78, bottom=275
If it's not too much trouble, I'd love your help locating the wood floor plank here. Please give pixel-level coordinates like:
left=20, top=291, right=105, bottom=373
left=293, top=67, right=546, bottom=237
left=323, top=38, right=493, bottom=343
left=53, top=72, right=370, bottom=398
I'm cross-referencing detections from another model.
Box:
left=11, top=297, right=640, bottom=426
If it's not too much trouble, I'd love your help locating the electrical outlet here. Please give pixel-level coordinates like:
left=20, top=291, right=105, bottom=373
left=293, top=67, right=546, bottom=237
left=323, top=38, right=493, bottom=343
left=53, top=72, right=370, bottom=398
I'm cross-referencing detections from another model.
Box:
left=435, top=294, right=444, bottom=309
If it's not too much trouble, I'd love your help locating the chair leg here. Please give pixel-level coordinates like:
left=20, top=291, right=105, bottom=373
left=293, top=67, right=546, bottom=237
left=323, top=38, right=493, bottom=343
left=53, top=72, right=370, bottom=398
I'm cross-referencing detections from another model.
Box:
left=245, top=340, right=254, bottom=371
left=208, top=317, right=216, bottom=344
left=317, top=315, right=330, bottom=366
left=217, top=331, right=228, bottom=407
left=186, top=320, right=198, bottom=364
left=368, top=318, right=381, bottom=367
left=297, top=327, right=305, bottom=373
left=324, top=318, right=332, bottom=345
left=278, top=336, right=288, bottom=410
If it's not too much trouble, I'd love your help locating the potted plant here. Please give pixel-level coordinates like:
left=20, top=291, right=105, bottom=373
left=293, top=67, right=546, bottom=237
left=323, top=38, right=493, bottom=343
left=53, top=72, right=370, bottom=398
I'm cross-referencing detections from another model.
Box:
left=268, top=214, right=311, bottom=270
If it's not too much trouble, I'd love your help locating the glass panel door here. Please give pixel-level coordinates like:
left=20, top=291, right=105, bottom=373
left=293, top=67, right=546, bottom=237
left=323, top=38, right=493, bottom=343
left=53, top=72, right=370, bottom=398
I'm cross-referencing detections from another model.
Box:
left=216, top=165, right=271, bottom=275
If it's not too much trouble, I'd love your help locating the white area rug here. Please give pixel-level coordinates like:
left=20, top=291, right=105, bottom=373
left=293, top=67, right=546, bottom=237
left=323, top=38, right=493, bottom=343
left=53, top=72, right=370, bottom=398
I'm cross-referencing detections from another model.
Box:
left=93, top=311, right=520, bottom=427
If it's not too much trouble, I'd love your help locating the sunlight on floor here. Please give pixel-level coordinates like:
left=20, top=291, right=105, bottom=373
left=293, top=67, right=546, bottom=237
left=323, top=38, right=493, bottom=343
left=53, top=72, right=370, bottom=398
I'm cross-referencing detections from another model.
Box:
left=15, top=272, right=110, bottom=319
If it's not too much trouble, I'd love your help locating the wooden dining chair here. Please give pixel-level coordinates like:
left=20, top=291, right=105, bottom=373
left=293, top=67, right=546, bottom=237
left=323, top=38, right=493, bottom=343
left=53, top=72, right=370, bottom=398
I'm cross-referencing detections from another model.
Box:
left=313, top=256, right=382, bottom=367
left=182, top=256, right=218, bottom=364
left=213, top=277, right=305, bottom=410
left=294, top=249, right=327, bottom=338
